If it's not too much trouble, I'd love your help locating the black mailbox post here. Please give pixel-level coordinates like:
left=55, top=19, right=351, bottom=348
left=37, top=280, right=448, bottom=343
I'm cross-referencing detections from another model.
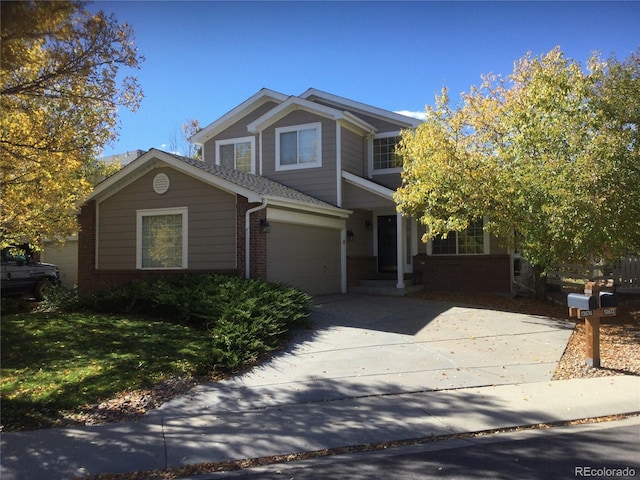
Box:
left=567, top=282, right=617, bottom=368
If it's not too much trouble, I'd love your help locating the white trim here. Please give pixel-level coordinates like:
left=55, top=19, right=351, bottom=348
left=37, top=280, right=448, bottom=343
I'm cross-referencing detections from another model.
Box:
left=245, top=199, right=268, bottom=279
left=247, top=96, right=376, bottom=135
left=136, top=207, right=188, bottom=270
left=275, top=122, right=322, bottom=171
left=426, top=217, right=490, bottom=256
left=258, top=131, right=263, bottom=176
left=190, top=88, right=288, bottom=144
left=89, top=149, right=263, bottom=204
left=265, top=198, right=351, bottom=218
left=336, top=123, right=342, bottom=207
left=267, top=209, right=345, bottom=230
left=370, top=131, right=404, bottom=174
left=396, top=211, right=405, bottom=289
left=341, top=170, right=395, bottom=200
left=215, top=136, right=256, bottom=174
left=299, top=88, right=423, bottom=128
left=340, top=227, right=347, bottom=293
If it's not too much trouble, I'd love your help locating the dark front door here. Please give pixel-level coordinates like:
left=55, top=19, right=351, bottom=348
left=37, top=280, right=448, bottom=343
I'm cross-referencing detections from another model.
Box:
left=377, top=215, right=397, bottom=273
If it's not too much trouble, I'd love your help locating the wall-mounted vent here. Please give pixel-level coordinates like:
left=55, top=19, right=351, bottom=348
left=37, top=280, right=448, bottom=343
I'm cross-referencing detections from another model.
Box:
left=153, top=173, right=170, bottom=194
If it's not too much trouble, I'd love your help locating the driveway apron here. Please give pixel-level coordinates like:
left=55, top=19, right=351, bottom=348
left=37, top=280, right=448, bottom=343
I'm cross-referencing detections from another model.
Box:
left=153, top=294, right=574, bottom=416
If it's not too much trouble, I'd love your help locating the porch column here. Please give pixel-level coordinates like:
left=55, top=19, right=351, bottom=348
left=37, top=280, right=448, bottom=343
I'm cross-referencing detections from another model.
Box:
left=396, top=211, right=405, bottom=289
left=340, top=226, right=348, bottom=293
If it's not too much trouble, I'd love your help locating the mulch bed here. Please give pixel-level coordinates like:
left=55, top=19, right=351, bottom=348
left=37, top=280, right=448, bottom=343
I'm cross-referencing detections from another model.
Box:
left=413, top=289, right=640, bottom=380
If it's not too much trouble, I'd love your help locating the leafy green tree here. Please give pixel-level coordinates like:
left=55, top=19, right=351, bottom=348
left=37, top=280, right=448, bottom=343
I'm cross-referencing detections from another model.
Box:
left=395, top=47, right=640, bottom=294
left=1, top=1, right=143, bottom=247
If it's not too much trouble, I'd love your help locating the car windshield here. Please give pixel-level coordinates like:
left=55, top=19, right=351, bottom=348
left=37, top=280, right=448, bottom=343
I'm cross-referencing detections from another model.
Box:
left=1, top=247, right=29, bottom=265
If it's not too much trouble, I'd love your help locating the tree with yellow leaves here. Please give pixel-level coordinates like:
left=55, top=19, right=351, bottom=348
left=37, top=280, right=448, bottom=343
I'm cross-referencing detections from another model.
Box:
left=395, top=47, right=640, bottom=295
left=1, top=1, right=143, bottom=247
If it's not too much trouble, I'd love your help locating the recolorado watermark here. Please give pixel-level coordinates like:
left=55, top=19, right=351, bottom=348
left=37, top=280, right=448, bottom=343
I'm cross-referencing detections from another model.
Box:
left=575, top=466, right=637, bottom=477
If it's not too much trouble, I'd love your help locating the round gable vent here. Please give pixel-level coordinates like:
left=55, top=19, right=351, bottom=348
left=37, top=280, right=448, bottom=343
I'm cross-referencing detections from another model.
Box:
left=153, top=173, right=170, bottom=194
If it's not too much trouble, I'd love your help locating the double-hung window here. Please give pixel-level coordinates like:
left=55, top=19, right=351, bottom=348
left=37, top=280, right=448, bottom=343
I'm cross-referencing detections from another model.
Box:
left=430, top=218, right=488, bottom=255
left=372, top=134, right=402, bottom=171
left=136, top=207, right=188, bottom=269
left=216, top=136, right=254, bottom=173
left=275, top=123, right=322, bottom=171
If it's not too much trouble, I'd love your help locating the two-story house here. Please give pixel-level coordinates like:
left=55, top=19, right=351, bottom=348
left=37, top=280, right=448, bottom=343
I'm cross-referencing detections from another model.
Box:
left=78, top=88, right=512, bottom=295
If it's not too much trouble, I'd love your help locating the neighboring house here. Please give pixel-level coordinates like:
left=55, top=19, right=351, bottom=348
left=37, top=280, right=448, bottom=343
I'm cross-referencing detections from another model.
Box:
left=41, top=150, right=146, bottom=287
left=78, top=88, right=513, bottom=295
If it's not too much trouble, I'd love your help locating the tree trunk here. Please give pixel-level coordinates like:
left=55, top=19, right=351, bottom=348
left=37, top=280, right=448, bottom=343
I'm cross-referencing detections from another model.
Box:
left=532, top=265, right=548, bottom=300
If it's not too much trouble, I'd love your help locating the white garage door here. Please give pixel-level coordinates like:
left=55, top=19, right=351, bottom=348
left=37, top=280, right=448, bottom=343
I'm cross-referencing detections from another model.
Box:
left=267, top=222, right=341, bottom=295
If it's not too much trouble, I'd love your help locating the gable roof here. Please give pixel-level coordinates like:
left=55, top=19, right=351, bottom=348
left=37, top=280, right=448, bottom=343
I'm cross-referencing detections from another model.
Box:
left=300, top=88, right=423, bottom=129
left=191, top=87, right=422, bottom=146
left=190, top=88, right=288, bottom=145
left=88, top=149, right=349, bottom=217
left=247, top=96, right=377, bottom=135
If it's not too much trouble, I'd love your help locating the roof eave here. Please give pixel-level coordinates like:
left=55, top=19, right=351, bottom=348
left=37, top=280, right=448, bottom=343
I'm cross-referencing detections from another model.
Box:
left=87, top=149, right=263, bottom=204
left=190, top=88, right=288, bottom=144
left=300, top=87, right=422, bottom=129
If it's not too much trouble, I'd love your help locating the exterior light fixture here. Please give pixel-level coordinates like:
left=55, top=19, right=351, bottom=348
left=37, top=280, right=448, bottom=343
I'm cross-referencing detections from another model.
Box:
left=260, top=219, right=271, bottom=233
left=347, top=230, right=355, bottom=241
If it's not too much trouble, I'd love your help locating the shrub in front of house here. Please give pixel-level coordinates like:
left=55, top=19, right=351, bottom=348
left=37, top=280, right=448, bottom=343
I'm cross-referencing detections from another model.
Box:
left=77, top=274, right=313, bottom=372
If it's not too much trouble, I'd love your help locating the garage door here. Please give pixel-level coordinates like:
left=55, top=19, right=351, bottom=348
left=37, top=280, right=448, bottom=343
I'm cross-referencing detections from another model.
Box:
left=267, top=222, right=341, bottom=295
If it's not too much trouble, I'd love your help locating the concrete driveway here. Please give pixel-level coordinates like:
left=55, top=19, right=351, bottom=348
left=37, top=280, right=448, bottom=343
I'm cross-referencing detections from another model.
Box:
left=156, top=294, right=574, bottom=416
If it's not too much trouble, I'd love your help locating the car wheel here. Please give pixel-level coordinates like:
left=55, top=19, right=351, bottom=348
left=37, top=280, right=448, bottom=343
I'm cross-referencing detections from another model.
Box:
left=33, top=279, right=53, bottom=301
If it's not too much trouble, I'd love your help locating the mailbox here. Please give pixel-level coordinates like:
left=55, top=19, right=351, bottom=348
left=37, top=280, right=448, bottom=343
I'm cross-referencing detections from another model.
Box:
left=599, top=292, right=618, bottom=308
left=567, top=293, right=599, bottom=311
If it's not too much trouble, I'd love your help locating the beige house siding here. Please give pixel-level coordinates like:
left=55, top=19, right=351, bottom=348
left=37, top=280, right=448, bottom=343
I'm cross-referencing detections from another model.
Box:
left=41, top=237, right=78, bottom=287
left=202, top=100, right=280, bottom=168
left=97, top=166, right=237, bottom=270
left=340, top=126, right=366, bottom=177
left=345, top=209, right=374, bottom=257
left=342, top=181, right=394, bottom=210
left=261, top=110, right=338, bottom=205
left=371, top=172, right=402, bottom=190
left=306, top=96, right=408, bottom=133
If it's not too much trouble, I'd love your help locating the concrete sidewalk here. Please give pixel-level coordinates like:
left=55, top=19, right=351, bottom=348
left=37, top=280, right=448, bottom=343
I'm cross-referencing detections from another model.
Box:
left=2, top=377, right=638, bottom=480
left=1, top=295, right=638, bottom=479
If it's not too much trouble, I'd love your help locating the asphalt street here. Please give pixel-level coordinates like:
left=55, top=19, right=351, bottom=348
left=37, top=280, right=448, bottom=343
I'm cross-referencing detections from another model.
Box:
left=199, top=419, right=640, bottom=480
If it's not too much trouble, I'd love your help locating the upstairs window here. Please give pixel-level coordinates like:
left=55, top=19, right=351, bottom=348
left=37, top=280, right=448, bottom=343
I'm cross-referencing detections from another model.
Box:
left=430, top=218, right=488, bottom=255
left=373, top=135, right=402, bottom=171
left=276, top=123, right=322, bottom=171
left=216, top=137, right=254, bottom=173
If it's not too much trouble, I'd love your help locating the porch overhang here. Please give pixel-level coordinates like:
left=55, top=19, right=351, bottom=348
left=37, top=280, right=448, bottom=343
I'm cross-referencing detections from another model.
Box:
left=341, top=171, right=395, bottom=201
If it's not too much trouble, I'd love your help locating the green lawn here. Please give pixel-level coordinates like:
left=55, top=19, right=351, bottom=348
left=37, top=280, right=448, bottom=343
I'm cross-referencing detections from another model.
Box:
left=1, top=312, right=211, bottom=431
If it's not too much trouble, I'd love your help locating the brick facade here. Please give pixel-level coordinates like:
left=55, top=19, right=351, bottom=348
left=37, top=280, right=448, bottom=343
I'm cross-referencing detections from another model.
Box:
left=78, top=196, right=268, bottom=291
left=413, top=254, right=511, bottom=293
left=346, top=255, right=377, bottom=286
left=235, top=197, right=268, bottom=282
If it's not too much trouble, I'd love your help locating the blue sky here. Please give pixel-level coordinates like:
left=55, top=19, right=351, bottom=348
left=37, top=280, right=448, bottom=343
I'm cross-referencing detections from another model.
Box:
left=93, top=1, right=640, bottom=158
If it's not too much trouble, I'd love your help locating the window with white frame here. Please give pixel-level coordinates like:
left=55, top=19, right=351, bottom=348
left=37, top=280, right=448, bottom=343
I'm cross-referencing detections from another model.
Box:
left=216, top=137, right=254, bottom=173
left=275, top=123, right=322, bottom=170
left=373, top=135, right=402, bottom=170
left=137, top=207, right=188, bottom=269
left=430, top=218, right=487, bottom=255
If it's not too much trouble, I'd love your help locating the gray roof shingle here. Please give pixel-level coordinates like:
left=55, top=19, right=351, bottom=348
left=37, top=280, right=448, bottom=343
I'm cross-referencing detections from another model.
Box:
left=163, top=150, right=340, bottom=211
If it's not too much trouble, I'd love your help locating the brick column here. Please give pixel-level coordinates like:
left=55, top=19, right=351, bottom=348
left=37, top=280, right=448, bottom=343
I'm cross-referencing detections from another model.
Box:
left=236, top=197, right=267, bottom=281
left=77, top=201, right=97, bottom=290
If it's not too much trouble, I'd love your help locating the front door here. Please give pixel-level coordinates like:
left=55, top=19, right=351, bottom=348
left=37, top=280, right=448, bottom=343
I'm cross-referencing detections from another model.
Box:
left=377, top=215, right=397, bottom=273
